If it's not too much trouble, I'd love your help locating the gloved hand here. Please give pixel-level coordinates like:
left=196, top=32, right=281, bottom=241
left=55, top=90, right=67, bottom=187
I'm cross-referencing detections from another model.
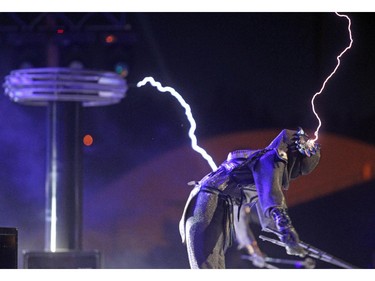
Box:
left=270, top=207, right=307, bottom=257
left=293, top=127, right=319, bottom=157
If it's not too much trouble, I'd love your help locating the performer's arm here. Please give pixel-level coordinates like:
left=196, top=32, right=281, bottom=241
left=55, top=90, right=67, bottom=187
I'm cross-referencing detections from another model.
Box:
left=233, top=204, right=265, bottom=267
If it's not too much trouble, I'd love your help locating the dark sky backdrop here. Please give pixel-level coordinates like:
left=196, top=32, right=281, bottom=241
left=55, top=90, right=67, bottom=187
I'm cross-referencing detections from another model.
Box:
left=85, top=12, right=375, bottom=178
left=89, top=12, right=375, bottom=187
left=1, top=12, right=375, bottom=269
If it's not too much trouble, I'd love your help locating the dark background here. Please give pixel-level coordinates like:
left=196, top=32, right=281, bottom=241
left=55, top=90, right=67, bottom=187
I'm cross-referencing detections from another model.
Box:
left=0, top=12, right=375, bottom=269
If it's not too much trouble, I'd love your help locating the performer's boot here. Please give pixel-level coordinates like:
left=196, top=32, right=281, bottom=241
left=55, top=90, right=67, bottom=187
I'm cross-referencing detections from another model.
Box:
left=270, top=207, right=307, bottom=257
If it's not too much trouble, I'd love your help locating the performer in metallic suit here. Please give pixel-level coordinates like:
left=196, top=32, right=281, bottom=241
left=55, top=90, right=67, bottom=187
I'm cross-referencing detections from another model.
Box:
left=179, top=128, right=320, bottom=269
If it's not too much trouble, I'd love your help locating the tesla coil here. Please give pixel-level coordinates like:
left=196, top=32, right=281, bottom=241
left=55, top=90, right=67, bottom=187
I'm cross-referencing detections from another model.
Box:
left=3, top=67, right=127, bottom=268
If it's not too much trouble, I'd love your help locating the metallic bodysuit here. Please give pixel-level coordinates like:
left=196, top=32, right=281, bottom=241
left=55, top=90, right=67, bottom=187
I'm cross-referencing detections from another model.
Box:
left=179, top=128, right=320, bottom=269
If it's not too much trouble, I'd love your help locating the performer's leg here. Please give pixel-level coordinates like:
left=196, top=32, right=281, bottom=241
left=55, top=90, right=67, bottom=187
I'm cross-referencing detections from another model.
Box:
left=185, top=191, right=226, bottom=269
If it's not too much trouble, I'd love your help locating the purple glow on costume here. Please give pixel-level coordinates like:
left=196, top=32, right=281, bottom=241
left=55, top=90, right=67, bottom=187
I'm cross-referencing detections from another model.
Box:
left=137, top=76, right=218, bottom=171
left=311, top=12, right=353, bottom=142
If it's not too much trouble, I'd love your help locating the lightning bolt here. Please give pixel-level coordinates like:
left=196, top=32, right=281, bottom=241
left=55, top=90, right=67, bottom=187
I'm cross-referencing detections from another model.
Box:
left=311, top=12, right=353, bottom=142
left=137, top=77, right=218, bottom=171
left=136, top=14, right=352, bottom=169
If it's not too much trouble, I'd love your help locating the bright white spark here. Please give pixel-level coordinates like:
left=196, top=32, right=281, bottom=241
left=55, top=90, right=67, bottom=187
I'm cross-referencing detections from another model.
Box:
left=137, top=76, right=218, bottom=171
left=311, top=12, right=353, bottom=142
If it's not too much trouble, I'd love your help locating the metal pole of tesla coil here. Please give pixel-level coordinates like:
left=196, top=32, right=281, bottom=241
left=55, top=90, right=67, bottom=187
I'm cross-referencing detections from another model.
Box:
left=45, top=97, right=83, bottom=252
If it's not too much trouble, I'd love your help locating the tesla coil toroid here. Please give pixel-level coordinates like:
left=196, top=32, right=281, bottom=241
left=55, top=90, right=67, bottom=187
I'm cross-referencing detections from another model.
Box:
left=4, top=67, right=127, bottom=106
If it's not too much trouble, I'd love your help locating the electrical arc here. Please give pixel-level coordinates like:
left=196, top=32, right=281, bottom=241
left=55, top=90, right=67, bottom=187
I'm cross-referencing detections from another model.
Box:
left=310, top=12, right=353, bottom=142
left=137, top=77, right=218, bottom=171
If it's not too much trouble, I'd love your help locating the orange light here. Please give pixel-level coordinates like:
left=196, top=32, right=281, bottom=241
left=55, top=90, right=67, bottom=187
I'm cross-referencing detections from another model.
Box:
left=362, top=163, right=372, bottom=181
left=83, top=134, right=94, bottom=146
left=105, top=35, right=116, bottom=44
